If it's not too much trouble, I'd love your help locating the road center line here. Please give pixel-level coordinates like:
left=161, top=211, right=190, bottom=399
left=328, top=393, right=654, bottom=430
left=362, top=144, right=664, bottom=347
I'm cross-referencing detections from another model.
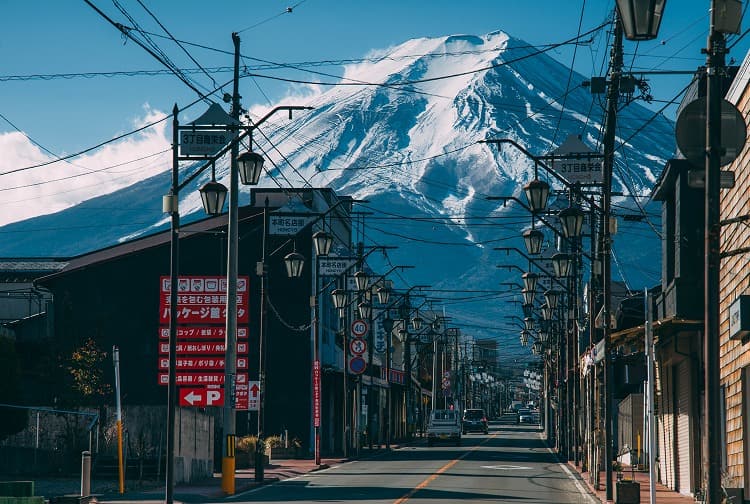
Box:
left=394, top=434, right=498, bottom=504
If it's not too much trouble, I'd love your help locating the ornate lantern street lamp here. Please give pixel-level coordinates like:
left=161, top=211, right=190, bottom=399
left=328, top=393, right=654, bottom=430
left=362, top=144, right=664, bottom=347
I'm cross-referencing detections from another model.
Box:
left=283, top=252, right=305, bottom=278
left=615, top=0, right=666, bottom=41
left=354, top=271, right=369, bottom=292
left=523, top=229, right=544, bottom=255
left=358, top=302, right=372, bottom=320
left=522, top=272, right=539, bottom=292
left=544, top=289, right=561, bottom=311
left=523, top=317, right=535, bottom=332
left=236, top=150, right=265, bottom=185
left=198, top=180, right=228, bottom=216
left=312, top=231, right=333, bottom=257
left=377, top=286, right=391, bottom=305
left=522, top=288, right=536, bottom=306
left=524, top=178, right=550, bottom=212
left=558, top=206, right=585, bottom=239
left=552, top=252, right=572, bottom=278
left=331, top=289, right=348, bottom=310
left=520, top=330, right=530, bottom=347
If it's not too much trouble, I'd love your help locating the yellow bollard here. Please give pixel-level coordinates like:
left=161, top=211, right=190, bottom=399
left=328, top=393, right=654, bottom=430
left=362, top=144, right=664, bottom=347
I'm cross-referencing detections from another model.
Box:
left=221, top=457, right=235, bottom=494
left=221, top=435, right=236, bottom=495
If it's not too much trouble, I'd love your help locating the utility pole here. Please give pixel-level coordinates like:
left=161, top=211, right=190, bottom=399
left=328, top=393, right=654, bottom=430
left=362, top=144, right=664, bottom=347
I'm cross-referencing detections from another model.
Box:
left=601, top=13, right=623, bottom=502
left=704, top=2, right=725, bottom=501
left=221, top=32, right=242, bottom=495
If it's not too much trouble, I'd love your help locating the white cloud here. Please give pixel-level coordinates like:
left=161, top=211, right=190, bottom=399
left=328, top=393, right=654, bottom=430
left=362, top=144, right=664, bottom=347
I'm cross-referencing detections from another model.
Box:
left=0, top=105, right=171, bottom=226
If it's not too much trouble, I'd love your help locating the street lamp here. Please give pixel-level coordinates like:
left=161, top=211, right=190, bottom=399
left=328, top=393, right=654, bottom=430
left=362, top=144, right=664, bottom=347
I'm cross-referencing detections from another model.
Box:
left=283, top=252, right=305, bottom=278
left=354, top=270, right=369, bottom=292
left=331, top=289, right=348, bottom=310
left=198, top=179, right=228, bottom=216
left=551, top=253, right=572, bottom=278
left=558, top=206, right=585, bottom=239
left=523, top=317, right=535, bottom=331
left=544, top=289, right=561, bottom=310
left=524, top=178, right=550, bottom=212
left=312, top=230, right=334, bottom=257
left=523, top=228, right=544, bottom=256
left=522, top=288, right=535, bottom=306
left=615, top=0, right=666, bottom=41
left=236, top=150, right=265, bottom=185
left=520, top=330, right=530, bottom=347
left=377, top=286, right=391, bottom=305
left=522, top=272, right=539, bottom=292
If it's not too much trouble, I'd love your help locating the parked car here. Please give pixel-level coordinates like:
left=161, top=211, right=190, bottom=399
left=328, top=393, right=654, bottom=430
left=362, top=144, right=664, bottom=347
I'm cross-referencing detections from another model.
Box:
left=427, top=409, right=461, bottom=446
left=462, top=408, right=489, bottom=434
left=518, top=409, right=534, bottom=423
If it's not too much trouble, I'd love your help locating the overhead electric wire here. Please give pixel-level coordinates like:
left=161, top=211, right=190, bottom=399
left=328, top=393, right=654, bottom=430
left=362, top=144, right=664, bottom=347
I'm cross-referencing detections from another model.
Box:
left=236, top=1, right=306, bottom=34
left=551, top=0, right=587, bottom=147
left=0, top=76, right=232, bottom=177
left=134, top=0, right=218, bottom=90
left=83, top=0, right=212, bottom=102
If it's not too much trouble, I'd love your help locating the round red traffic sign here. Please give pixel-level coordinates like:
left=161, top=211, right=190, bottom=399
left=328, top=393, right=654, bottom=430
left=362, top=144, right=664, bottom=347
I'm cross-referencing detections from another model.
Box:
left=350, top=338, right=367, bottom=355
left=349, top=356, right=366, bottom=374
left=351, top=319, right=369, bottom=337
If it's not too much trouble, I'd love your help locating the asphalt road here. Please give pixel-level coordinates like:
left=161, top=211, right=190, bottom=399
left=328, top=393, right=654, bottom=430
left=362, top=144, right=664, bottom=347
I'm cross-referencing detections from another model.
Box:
left=227, top=421, right=598, bottom=504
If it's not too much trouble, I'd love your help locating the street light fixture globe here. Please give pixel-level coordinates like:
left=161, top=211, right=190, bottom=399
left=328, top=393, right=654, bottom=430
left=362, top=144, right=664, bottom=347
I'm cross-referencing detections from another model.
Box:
left=541, top=303, right=553, bottom=321
left=552, top=252, right=572, bottom=278
left=354, top=271, right=369, bottom=292
left=358, top=302, right=372, bottom=320
left=538, top=329, right=549, bottom=344
left=376, top=287, right=390, bottom=305
left=237, top=150, right=265, bottom=185
left=523, top=229, right=544, bottom=255
left=544, top=289, right=561, bottom=310
left=523, top=316, right=535, bottom=331
left=312, top=231, right=333, bottom=257
left=412, top=315, right=423, bottom=331
left=522, top=288, right=535, bottom=306
left=532, top=340, right=542, bottom=355
left=199, top=180, right=228, bottom=216
left=522, top=272, right=539, bottom=292
left=520, top=330, right=530, bottom=347
left=524, top=178, right=550, bottom=212
left=283, top=252, right=305, bottom=278
left=558, top=206, right=585, bottom=239
left=615, top=0, right=666, bottom=41
left=331, top=289, right=348, bottom=309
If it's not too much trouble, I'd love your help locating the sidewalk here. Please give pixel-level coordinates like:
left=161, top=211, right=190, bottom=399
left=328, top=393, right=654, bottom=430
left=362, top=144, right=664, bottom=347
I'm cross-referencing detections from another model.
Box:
left=568, top=462, right=696, bottom=504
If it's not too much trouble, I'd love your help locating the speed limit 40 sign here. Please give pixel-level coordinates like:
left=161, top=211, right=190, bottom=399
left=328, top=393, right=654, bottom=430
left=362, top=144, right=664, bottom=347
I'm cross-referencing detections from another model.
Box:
left=351, top=319, right=369, bottom=337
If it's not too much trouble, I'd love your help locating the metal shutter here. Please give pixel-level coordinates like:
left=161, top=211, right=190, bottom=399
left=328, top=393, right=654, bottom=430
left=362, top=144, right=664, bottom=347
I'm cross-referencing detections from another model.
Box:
left=675, top=360, right=693, bottom=495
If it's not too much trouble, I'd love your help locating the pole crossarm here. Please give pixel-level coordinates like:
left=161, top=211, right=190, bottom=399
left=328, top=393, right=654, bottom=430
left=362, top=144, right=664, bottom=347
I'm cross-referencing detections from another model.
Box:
left=487, top=195, right=594, bottom=261
left=317, top=245, right=399, bottom=297
left=494, top=247, right=570, bottom=290
left=479, top=138, right=602, bottom=212
left=175, top=105, right=314, bottom=193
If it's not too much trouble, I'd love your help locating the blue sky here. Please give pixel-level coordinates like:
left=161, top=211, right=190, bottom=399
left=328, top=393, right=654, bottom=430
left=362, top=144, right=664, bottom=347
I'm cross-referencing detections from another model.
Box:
left=0, top=0, right=745, bottom=224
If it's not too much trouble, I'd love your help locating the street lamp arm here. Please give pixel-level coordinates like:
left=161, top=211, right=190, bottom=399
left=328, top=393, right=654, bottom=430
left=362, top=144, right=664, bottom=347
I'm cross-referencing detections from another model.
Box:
left=480, top=138, right=601, bottom=212
left=494, top=247, right=568, bottom=290
left=316, top=245, right=400, bottom=297
left=176, top=105, right=314, bottom=193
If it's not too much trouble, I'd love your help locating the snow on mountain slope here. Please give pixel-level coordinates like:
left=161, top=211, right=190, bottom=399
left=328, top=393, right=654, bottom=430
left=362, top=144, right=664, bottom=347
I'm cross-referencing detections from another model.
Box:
left=0, top=31, right=675, bottom=362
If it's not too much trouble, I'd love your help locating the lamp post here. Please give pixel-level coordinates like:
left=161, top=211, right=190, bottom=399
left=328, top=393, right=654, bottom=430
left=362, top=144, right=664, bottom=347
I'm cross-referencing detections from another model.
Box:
left=311, top=230, right=333, bottom=466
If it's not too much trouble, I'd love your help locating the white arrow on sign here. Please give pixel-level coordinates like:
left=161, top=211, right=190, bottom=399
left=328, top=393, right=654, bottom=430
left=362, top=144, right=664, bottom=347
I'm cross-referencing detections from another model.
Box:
left=183, top=391, right=202, bottom=405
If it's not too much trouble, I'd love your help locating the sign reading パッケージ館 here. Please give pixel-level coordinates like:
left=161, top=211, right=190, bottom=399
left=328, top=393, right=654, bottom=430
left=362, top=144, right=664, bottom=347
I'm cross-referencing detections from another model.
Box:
left=158, top=275, right=249, bottom=324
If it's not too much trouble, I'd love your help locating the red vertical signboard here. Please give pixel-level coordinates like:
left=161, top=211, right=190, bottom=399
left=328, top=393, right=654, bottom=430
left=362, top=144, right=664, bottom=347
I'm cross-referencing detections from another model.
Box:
left=158, top=275, right=250, bottom=410
left=313, top=360, right=321, bottom=427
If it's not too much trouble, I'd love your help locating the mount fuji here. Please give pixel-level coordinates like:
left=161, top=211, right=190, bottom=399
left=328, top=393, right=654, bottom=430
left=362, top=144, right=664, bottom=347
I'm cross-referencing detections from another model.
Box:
left=0, top=31, right=675, bottom=362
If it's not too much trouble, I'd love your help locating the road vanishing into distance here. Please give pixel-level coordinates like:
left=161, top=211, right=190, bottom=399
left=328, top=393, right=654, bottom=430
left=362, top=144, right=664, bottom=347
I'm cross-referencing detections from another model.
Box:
left=229, top=420, right=597, bottom=504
